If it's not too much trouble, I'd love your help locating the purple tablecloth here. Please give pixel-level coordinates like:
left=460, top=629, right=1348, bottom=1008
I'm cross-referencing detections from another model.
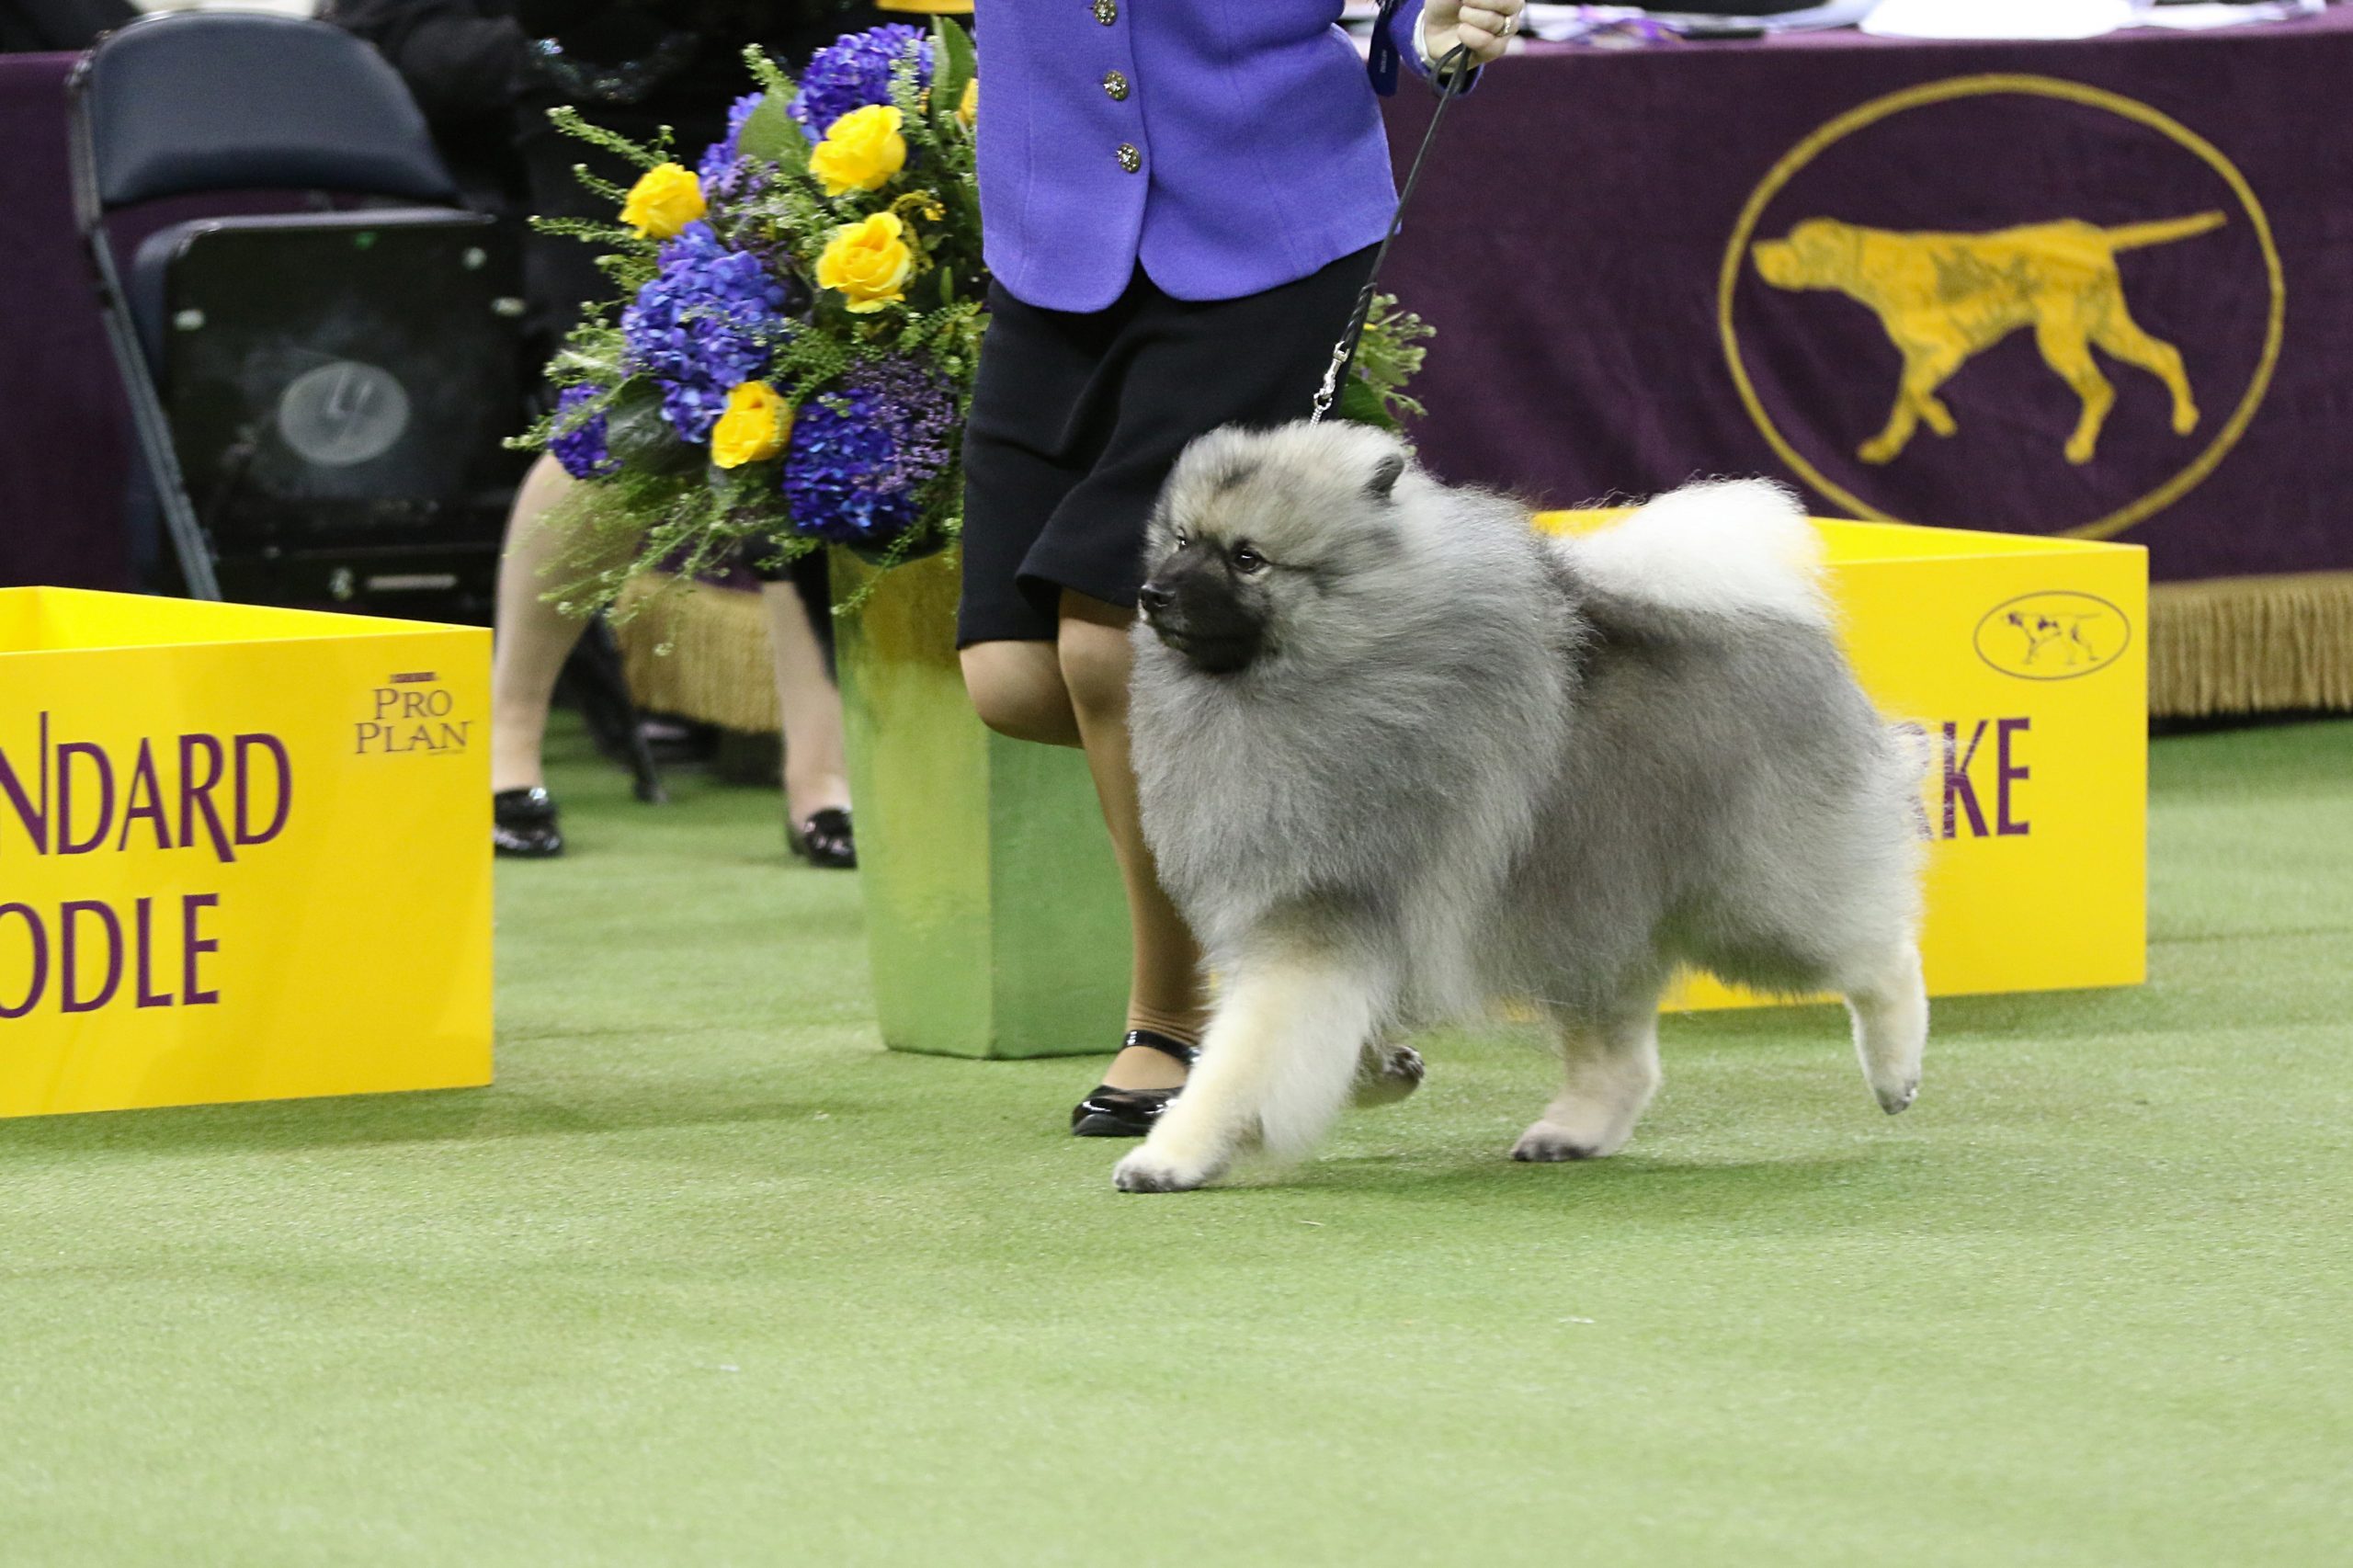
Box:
left=1381, top=13, right=2353, bottom=586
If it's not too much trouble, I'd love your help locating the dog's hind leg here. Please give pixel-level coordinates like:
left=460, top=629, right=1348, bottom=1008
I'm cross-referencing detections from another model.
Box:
left=2032, top=315, right=2119, bottom=465
left=1511, top=1007, right=1662, bottom=1163
left=2092, top=307, right=2201, bottom=436
left=1841, top=937, right=1927, bottom=1115
left=1113, top=949, right=1390, bottom=1193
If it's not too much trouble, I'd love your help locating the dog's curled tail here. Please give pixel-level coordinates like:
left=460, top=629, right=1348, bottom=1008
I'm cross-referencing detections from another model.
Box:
left=1566, top=479, right=1829, bottom=629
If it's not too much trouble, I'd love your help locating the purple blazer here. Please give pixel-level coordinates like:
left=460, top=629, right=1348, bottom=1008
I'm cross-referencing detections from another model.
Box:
left=972, top=0, right=1435, bottom=313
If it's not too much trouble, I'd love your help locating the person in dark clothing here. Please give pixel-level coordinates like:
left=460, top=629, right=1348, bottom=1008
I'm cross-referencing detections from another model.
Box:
left=330, top=0, right=901, bottom=864
left=0, top=0, right=133, bottom=52
left=330, top=0, right=885, bottom=358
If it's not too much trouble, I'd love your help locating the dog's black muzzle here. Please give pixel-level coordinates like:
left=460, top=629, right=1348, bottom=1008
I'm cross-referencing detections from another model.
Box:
left=1139, top=553, right=1265, bottom=675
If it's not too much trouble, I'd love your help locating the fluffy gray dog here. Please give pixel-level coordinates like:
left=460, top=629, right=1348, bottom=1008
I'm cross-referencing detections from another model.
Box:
left=1115, top=421, right=1927, bottom=1194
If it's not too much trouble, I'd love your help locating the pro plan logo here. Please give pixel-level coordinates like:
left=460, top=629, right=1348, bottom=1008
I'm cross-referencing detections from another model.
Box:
left=356, top=671, right=472, bottom=756
left=1975, top=592, right=2131, bottom=681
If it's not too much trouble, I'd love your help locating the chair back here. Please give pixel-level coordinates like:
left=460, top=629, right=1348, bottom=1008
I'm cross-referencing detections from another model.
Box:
left=70, top=10, right=455, bottom=219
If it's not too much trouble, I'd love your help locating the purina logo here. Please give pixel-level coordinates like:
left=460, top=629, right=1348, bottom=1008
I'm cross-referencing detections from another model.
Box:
left=356, top=672, right=473, bottom=756
left=1974, top=592, right=2130, bottom=681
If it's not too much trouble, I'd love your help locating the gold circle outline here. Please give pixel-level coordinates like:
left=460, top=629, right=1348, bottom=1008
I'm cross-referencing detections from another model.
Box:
left=1717, top=74, right=2286, bottom=541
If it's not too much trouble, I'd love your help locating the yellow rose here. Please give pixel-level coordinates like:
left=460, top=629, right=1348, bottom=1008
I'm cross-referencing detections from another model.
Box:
left=619, top=162, right=706, bottom=240
left=809, top=105, right=907, bottom=198
left=958, top=79, right=978, bottom=130
left=710, top=382, right=793, bottom=469
left=816, top=211, right=915, bottom=314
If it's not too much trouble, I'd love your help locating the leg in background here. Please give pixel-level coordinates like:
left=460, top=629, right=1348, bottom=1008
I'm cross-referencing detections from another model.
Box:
left=757, top=580, right=852, bottom=823
left=1512, top=1007, right=1665, bottom=1162
left=491, top=452, right=597, bottom=794
left=1059, top=592, right=1211, bottom=1091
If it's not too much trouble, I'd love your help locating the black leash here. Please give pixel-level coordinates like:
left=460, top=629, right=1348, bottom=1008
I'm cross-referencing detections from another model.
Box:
left=1310, top=41, right=1478, bottom=425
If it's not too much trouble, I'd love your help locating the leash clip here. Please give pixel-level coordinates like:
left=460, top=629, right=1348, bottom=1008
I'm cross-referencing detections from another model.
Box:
left=1308, top=42, right=1476, bottom=426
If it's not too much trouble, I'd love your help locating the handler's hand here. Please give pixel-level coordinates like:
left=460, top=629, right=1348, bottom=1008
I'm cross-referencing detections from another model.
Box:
left=1423, top=0, right=1525, bottom=68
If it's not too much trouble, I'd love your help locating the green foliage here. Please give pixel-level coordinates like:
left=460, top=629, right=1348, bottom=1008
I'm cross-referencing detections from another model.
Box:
left=1349, top=294, right=1434, bottom=425
left=544, top=105, right=665, bottom=171
left=929, top=15, right=976, bottom=123
left=602, top=380, right=699, bottom=474
left=733, top=51, right=810, bottom=173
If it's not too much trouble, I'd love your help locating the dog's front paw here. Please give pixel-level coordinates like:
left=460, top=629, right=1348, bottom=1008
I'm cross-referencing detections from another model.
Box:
left=1113, top=1145, right=1224, bottom=1194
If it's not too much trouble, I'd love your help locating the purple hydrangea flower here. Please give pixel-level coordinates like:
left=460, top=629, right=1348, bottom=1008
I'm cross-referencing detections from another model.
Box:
left=620, top=222, right=790, bottom=443
left=780, top=361, right=956, bottom=547
left=790, top=25, right=932, bottom=137
left=549, top=384, right=618, bottom=480
left=697, top=92, right=765, bottom=183
left=844, top=356, right=957, bottom=495
left=706, top=151, right=772, bottom=211
left=697, top=92, right=774, bottom=210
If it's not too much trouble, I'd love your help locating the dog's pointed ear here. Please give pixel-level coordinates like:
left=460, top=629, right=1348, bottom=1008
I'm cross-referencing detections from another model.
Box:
left=1368, top=449, right=1407, bottom=500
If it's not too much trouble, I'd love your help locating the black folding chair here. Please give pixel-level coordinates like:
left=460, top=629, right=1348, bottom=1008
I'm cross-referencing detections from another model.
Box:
left=68, top=9, right=521, bottom=610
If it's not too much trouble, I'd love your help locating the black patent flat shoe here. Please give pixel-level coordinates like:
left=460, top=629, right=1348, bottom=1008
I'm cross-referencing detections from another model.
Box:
left=1071, top=1029, right=1199, bottom=1138
left=493, top=787, right=563, bottom=858
left=790, top=806, right=856, bottom=869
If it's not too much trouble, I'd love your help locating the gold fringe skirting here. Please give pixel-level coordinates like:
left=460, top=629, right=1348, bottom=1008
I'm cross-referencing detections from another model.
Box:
left=611, top=574, right=780, bottom=733
left=611, top=568, right=2353, bottom=730
left=2150, top=571, right=2353, bottom=719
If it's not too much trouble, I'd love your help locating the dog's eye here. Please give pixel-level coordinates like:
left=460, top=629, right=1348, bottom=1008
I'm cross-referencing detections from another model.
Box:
left=1230, top=543, right=1267, bottom=574
left=1174, top=529, right=1189, bottom=551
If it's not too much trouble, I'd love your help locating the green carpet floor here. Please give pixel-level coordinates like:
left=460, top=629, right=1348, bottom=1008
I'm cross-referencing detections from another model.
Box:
left=5, top=718, right=2348, bottom=1566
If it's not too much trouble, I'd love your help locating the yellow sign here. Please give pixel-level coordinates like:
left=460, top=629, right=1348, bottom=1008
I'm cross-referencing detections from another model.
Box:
left=0, top=589, right=492, bottom=1117
left=1720, top=74, right=2285, bottom=540
left=1535, top=514, right=2147, bottom=1007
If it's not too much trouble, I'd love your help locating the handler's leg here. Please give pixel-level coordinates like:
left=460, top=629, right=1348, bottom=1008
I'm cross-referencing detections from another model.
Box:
left=961, top=640, right=1083, bottom=749
left=1058, top=592, right=1211, bottom=1086
left=962, top=627, right=1186, bottom=1091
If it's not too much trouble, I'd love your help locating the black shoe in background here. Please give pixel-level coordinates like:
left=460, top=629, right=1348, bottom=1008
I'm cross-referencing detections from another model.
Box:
left=494, top=787, right=564, bottom=858
left=790, top=806, right=856, bottom=869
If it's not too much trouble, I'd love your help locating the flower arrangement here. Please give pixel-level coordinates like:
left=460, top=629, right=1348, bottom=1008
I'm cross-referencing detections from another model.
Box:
left=521, top=18, right=1430, bottom=614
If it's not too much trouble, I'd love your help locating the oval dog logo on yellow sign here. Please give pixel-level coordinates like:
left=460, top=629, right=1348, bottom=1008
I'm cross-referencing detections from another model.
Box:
left=1975, top=592, right=2131, bottom=680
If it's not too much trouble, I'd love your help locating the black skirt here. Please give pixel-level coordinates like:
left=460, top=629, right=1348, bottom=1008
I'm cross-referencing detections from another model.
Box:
left=956, top=247, right=1376, bottom=646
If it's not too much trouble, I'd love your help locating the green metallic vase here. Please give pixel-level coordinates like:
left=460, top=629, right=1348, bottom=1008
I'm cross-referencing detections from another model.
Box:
left=831, top=548, right=1132, bottom=1058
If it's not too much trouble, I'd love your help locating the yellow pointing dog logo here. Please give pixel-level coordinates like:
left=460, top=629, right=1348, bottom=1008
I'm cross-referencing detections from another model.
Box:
left=1752, top=212, right=2226, bottom=468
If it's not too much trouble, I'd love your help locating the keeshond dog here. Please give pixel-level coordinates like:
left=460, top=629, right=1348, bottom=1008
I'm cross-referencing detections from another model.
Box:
left=1114, top=421, right=1927, bottom=1194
